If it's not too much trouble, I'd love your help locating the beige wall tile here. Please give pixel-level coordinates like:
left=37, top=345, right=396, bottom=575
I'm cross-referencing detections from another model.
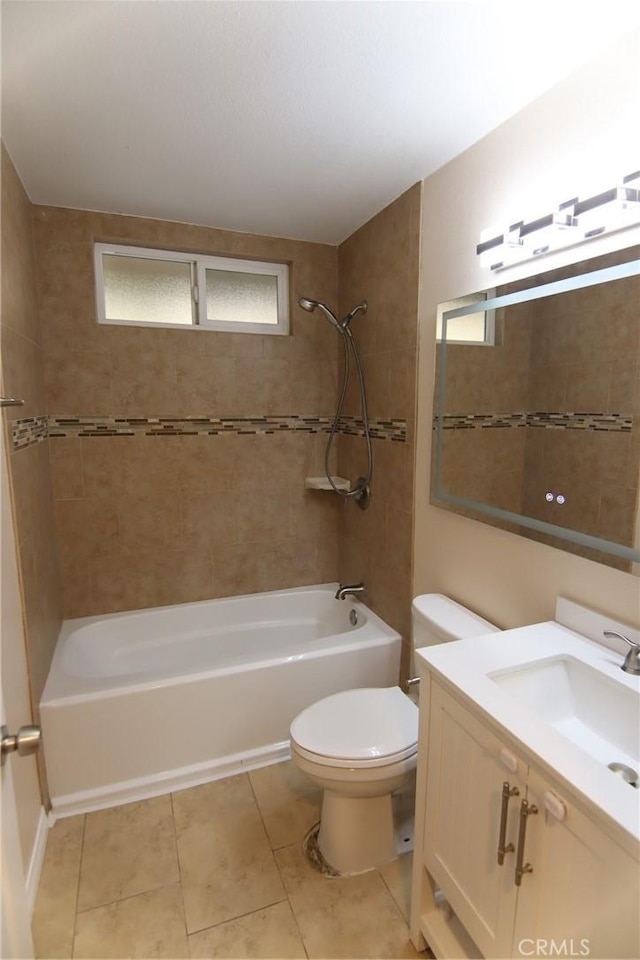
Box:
left=2, top=164, right=62, bottom=722
left=117, top=490, right=184, bottom=554
left=236, top=489, right=293, bottom=544
left=109, top=342, right=179, bottom=416
left=77, top=795, right=179, bottom=912
left=210, top=541, right=266, bottom=597
left=315, top=533, right=340, bottom=583
left=74, top=883, right=189, bottom=959
left=34, top=205, right=341, bottom=614
left=290, top=488, right=340, bottom=540
left=181, top=490, right=238, bottom=550
left=44, top=348, right=113, bottom=415
left=387, top=348, right=417, bottom=420
left=260, top=537, right=327, bottom=593
left=54, top=497, right=120, bottom=563
left=235, top=358, right=292, bottom=416
left=289, top=357, right=338, bottom=416
left=14, top=526, right=62, bottom=704
left=87, top=545, right=214, bottom=616
left=34, top=196, right=421, bottom=621
left=1, top=326, right=46, bottom=420
left=58, top=548, right=97, bottom=619
left=172, top=775, right=285, bottom=933
left=1, top=143, right=40, bottom=344
left=608, top=358, right=639, bottom=413
left=49, top=437, right=84, bottom=500
left=337, top=185, right=421, bottom=652
left=175, top=354, right=236, bottom=415
left=34, top=205, right=338, bottom=426
left=81, top=435, right=184, bottom=502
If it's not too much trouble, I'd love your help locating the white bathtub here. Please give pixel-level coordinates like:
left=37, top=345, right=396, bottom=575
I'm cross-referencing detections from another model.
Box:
left=40, top=584, right=401, bottom=816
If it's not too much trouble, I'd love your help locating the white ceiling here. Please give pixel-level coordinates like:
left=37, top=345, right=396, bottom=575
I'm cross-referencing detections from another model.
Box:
left=3, top=1, right=640, bottom=245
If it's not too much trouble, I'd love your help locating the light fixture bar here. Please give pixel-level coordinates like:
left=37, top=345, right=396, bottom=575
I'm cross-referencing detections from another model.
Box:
left=477, top=171, right=640, bottom=270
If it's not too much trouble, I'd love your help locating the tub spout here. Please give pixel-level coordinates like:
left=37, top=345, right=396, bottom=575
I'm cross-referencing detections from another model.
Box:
left=335, top=582, right=366, bottom=600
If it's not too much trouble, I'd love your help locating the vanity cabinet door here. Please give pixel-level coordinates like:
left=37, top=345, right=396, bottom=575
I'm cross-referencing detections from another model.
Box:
left=513, top=768, right=640, bottom=960
left=424, top=683, right=524, bottom=958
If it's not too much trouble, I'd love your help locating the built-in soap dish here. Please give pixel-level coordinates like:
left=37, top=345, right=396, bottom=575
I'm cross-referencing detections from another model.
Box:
left=305, top=476, right=351, bottom=492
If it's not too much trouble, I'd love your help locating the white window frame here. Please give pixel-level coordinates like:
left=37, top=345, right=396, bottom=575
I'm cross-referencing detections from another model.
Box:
left=94, top=243, right=289, bottom=335
left=436, top=292, right=496, bottom=345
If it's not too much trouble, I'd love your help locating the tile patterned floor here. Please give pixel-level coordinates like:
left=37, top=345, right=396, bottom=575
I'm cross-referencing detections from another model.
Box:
left=32, top=761, right=429, bottom=959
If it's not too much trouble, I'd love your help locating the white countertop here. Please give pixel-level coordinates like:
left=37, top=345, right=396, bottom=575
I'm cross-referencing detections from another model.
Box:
left=416, top=621, right=640, bottom=847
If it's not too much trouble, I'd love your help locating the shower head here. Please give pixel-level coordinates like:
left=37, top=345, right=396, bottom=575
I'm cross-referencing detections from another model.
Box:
left=342, top=301, right=368, bottom=327
left=298, top=297, right=318, bottom=312
left=297, top=297, right=343, bottom=332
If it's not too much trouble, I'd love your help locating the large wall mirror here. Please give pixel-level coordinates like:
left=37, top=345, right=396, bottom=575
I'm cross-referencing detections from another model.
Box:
left=432, top=246, right=640, bottom=573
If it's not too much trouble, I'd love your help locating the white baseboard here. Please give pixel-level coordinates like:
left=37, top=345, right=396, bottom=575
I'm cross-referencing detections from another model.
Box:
left=49, top=741, right=291, bottom=819
left=25, top=806, right=50, bottom=916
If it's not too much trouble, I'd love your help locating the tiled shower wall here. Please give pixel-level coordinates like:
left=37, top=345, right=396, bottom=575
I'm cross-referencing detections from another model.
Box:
left=5, top=170, right=422, bottom=719
left=337, top=183, right=422, bottom=668
left=1, top=147, right=62, bottom=707
left=32, top=206, right=343, bottom=617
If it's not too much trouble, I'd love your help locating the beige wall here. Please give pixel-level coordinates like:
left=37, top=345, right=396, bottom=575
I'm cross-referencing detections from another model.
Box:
left=415, top=30, right=640, bottom=630
left=338, top=183, right=422, bottom=672
left=1, top=146, right=59, bottom=852
left=33, top=207, right=342, bottom=616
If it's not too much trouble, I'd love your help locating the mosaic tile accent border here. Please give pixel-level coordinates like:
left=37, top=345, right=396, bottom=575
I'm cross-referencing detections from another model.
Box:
left=47, top=415, right=336, bottom=438
left=11, top=414, right=408, bottom=450
left=339, top=416, right=408, bottom=442
left=436, top=411, right=633, bottom=432
left=438, top=413, right=527, bottom=430
left=527, top=412, right=633, bottom=431
left=10, top=416, right=49, bottom=450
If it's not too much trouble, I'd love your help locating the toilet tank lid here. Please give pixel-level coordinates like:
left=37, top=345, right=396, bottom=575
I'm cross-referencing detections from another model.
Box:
left=412, top=593, right=497, bottom=642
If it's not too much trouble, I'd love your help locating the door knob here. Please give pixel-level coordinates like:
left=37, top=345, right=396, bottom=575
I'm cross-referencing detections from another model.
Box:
left=1, top=724, right=41, bottom=766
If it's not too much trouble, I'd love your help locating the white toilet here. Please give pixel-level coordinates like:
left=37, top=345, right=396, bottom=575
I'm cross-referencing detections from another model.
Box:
left=290, top=593, right=497, bottom=876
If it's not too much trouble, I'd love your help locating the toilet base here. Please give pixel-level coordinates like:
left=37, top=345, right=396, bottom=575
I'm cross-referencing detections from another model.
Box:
left=318, top=789, right=398, bottom=876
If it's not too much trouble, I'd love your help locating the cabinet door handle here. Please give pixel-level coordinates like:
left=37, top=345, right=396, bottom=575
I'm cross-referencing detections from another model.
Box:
left=515, top=798, right=538, bottom=886
left=497, top=781, right=519, bottom=865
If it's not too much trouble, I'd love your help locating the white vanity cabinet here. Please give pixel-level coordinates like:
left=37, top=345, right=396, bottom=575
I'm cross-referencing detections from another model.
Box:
left=411, top=678, right=640, bottom=959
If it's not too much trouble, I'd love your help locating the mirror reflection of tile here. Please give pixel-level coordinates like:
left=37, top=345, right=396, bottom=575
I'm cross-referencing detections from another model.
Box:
left=433, top=245, right=640, bottom=572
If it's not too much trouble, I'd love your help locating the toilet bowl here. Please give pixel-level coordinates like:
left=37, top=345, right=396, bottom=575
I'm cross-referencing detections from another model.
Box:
left=290, top=686, right=418, bottom=875
left=290, top=594, right=498, bottom=876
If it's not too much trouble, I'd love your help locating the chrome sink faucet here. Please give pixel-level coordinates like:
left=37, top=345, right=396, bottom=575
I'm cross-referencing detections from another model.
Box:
left=335, top=582, right=366, bottom=600
left=604, top=631, right=640, bottom=676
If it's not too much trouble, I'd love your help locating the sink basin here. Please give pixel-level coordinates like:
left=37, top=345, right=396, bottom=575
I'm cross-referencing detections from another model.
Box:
left=488, top=656, right=639, bottom=770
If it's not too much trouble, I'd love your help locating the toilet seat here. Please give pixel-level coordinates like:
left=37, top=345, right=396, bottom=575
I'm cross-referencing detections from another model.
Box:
left=290, top=687, right=418, bottom=769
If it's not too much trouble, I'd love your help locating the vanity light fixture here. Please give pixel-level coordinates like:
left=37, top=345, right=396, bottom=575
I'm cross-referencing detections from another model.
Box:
left=478, top=170, right=640, bottom=270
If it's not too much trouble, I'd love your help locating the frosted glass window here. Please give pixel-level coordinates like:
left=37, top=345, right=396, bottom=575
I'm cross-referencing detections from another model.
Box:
left=102, top=255, right=194, bottom=325
left=95, top=243, right=289, bottom=335
left=205, top=269, right=278, bottom=325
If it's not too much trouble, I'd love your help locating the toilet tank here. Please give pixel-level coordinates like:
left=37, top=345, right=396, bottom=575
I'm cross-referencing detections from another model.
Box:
left=412, top=594, right=497, bottom=648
